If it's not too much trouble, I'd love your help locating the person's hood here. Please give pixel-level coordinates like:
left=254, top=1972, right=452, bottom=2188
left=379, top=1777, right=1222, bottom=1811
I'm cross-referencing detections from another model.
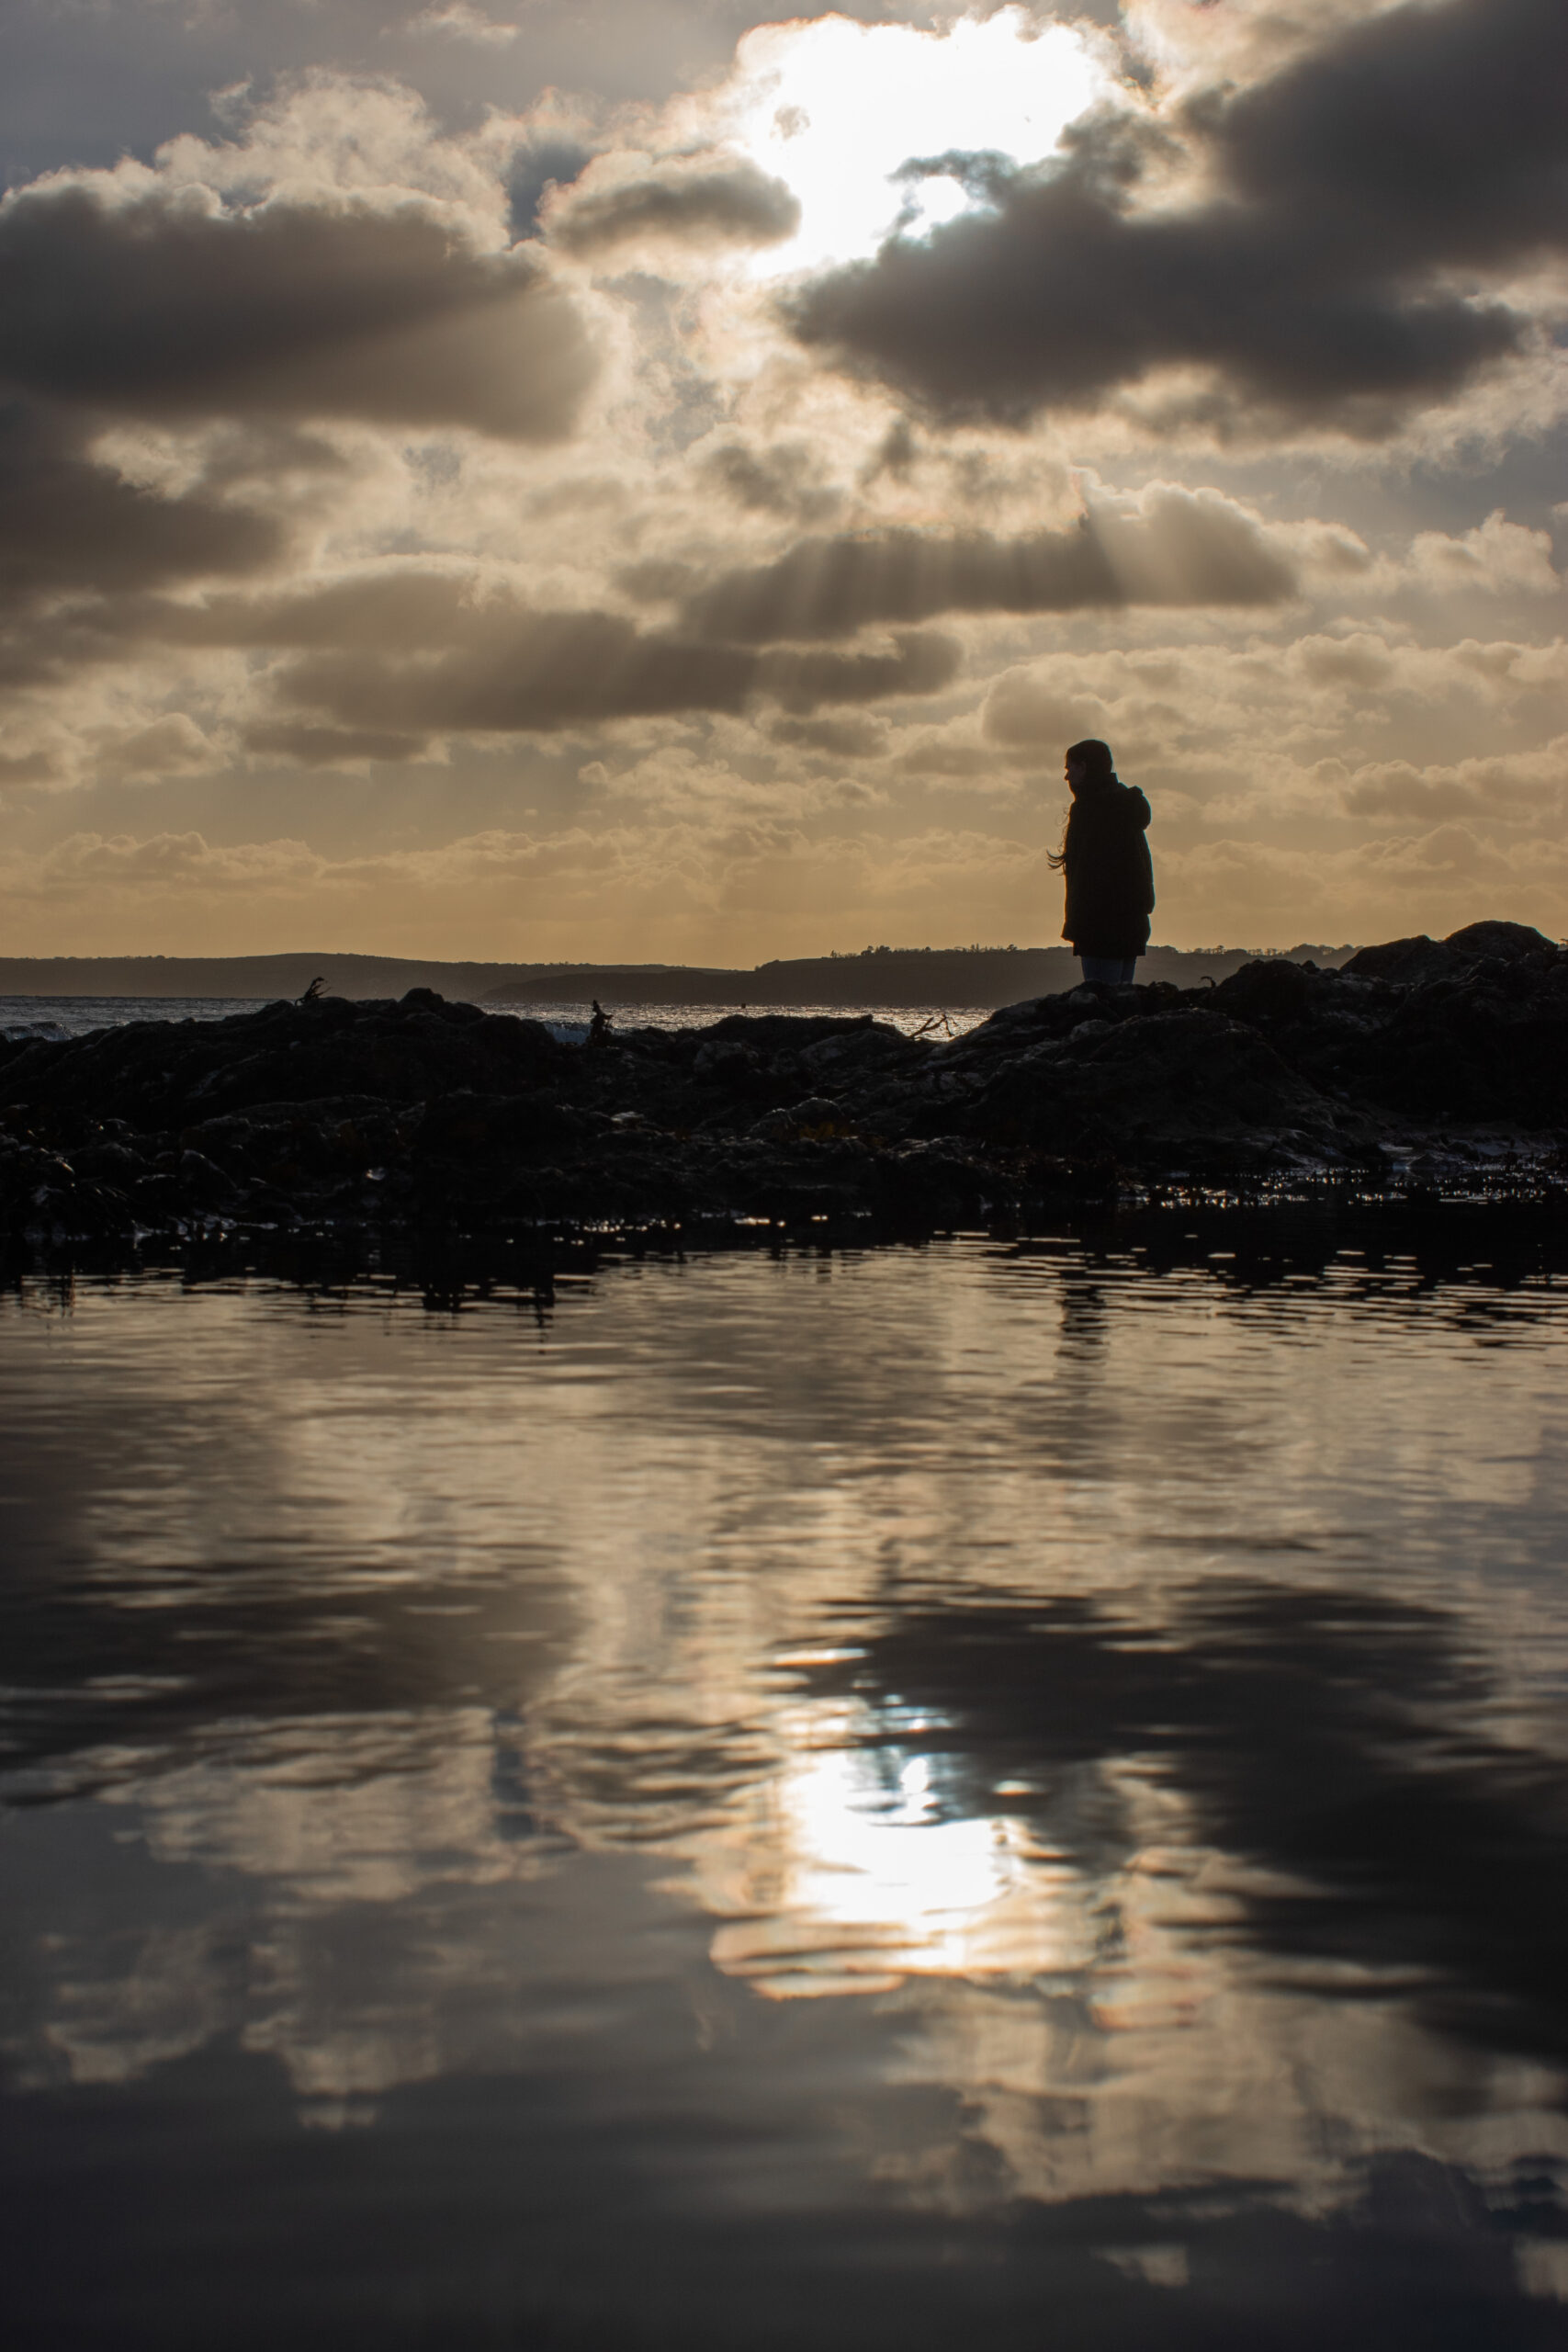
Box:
left=1073, top=773, right=1144, bottom=812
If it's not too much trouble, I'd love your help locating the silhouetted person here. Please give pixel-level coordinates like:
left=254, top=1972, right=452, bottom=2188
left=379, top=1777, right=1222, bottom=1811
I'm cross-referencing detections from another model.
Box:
left=587, top=997, right=614, bottom=1046
left=1049, top=738, right=1154, bottom=985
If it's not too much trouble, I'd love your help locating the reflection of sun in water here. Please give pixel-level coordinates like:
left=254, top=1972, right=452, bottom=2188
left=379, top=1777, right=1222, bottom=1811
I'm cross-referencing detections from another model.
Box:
left=702, top=1702, right=1098, bottom=1997
left=727, top=8, right=1107, bottom=272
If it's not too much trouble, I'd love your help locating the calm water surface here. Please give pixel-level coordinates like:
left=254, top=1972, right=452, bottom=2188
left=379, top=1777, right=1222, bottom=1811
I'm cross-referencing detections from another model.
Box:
left=3, top=1234, right=1567, bottom=2347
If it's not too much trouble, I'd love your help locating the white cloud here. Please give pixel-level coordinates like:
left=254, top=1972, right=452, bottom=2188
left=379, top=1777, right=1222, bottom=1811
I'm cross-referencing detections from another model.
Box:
left=1407, top=510, right=1562, bottom=597
left=93, top=713, right=221, bottom=781
left=401, top=5, right=522, bottom=48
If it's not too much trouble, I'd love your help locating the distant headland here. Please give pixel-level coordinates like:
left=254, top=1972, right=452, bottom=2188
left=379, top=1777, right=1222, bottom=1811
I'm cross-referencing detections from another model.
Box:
left=0, top=942, right=1354, bottom=1006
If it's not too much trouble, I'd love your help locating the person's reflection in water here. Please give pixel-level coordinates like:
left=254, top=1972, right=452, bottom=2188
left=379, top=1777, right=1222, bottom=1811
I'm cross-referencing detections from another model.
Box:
left=1058, top=1272, right=1110, bottom=1352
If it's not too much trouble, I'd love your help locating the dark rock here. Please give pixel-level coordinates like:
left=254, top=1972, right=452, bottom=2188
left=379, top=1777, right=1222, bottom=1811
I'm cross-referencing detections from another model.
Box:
left=702, top=1013, right=879, bottom=1051
left=1329, top=954, right=1568, bottom=1124
left=0, top=990, right=567, bottom=1126
left=1, top=938, right=1563, bottom=1249
left=1211, top=957, right=1314, bottom=1023
left=62, top=1181, right=139, bottom=1239
left=693, top=1038, right=761, bottom=1083
left=1341, top=922, right=1555, bottom=987
left=798, top=1024, right=924, bottom=1078
left=129, top=1173, right=182, bottom=1220
left=68, top=1138, right=148, bottom=1184
left=870, top=1143, right=993, bottom=1227
left=177, top=1148, right=236, bottom=1209
left=1340, top=935, right=1461, bottom=986
left=748, top=1097, right=849, bottom=1140
left=1445, top=920, right=1557, bottom=964
left=959, top=1010, right=1344, bottom=1160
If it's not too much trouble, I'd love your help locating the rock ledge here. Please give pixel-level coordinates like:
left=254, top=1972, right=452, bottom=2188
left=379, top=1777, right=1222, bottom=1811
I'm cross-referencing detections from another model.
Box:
left=2, top=923, right=1564, bottom=1246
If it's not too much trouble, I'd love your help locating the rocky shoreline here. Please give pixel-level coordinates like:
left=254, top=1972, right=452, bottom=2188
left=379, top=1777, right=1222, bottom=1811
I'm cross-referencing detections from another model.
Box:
left=1, top=919, right=1563, bottom=1253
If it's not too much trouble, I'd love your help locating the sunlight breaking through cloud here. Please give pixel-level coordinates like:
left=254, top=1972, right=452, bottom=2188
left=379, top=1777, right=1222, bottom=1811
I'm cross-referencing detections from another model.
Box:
left=725, top=8, right=1108, bottom=273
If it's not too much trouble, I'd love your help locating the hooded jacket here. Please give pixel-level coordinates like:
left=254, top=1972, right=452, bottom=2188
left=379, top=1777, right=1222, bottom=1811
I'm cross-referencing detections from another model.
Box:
left=1060, top=773, right=1155, bottom=958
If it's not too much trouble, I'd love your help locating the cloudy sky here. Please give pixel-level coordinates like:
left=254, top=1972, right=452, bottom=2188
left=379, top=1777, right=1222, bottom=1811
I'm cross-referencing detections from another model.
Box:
left=1, top=0, right=1563, bottom=960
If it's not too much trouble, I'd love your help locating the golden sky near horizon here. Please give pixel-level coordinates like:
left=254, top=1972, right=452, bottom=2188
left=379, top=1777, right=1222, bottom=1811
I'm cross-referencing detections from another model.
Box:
left=0, top=0, right=1564, bottom=959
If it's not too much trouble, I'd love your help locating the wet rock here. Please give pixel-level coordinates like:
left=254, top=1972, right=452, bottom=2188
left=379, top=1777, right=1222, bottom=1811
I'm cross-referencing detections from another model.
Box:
left=1057, top=1018, right=1116, bottom=1052
left=0, top=989, right=567, bottom=1127
left=64, top=1137, right=148, bottom=1185
left=1330, top=954, right=1568, bottom=1125
left=869, top=1142, right=994, bottom=1227
left=959, top=1010, right=1345, bottom=1161
left=1340, top=934, right=1463, bottom=986
left=0, top=1123, right=158, bottom=1238
left=704, top=1012, right=879, bottom=1051
left=1211, top=957, right=1314, bottom=1023
left=1444, top=919, right=1557, bottom=965
left=234, top=1182, right=302, bottom=1227
left=748, top=1097, right=848, bottom=1140
left=130, top=1173, right=181, bottom=1222
left=177, top=1149, right=236, bottom=1210
left=693, top=1038, right=760, bottom=1082
left=1342, top=919, right=1554, bottom=986
left=798, top=1024, right=925, bottom=1079
left=24, top=1179, right=136, bottom=1241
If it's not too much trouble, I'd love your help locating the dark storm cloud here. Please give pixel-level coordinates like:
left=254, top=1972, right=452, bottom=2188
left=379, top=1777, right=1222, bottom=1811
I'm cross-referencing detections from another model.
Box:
left=698, top=439, right=841, bottom=524
left=6, top=486, right=1279, bottom=698
left=790, top=0, right=1567, bottom=435
left=768, top=714, right=887, bottom=757
left=0, top=555, right=957, bottom=735
left=679, top=493, right=1297, bottom=642
left=272, top=610, right=958, bottom=733
left=547, top=158, right=800, bottom=255
left=19, top=562, right=951, bottom=733
left=0, top=401, right=279, bottom=621
left=239, top=719, right=434, bottom=766
left=0, top=183, right=596, bottom=438
left=1214, top=0, right=1568, bottom=266
left=760, top=631, right=958, bottom=713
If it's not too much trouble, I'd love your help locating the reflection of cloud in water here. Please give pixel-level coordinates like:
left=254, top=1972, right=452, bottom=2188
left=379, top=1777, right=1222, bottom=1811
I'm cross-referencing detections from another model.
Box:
left=23, top=1709, right=551, bottom=2111
left=38, top=1922, right=231, bottom=2090
left=130, top=1708, right=536, bottom=1905
left=699, top=1701, right=1105, bottom=1996
left=729, top=1587, right=1568, bottom=2211
left=6, top=1242, right=1568, bottom=2264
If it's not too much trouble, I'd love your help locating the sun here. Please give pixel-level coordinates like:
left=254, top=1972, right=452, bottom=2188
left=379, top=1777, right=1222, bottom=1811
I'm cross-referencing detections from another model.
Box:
left=725, top=8, right=1108, bottom=275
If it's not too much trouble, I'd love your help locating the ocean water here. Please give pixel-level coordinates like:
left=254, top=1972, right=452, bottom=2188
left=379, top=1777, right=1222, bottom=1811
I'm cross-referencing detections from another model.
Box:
left=0, top=994, right=277, bottom=1042
left=3, top=1227, right=1568, bottom=2348
left=0, top=994, right=990, bottom=1047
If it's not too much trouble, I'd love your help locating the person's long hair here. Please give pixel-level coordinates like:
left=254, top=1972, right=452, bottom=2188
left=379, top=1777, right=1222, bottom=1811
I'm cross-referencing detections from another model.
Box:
left=1046, top=739, right=1114, bottom=871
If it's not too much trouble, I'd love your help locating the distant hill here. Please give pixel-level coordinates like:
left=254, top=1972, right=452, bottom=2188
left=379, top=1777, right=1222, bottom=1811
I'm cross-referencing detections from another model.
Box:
left=488, top=944, right=1356, bottom=1008
left=0, top=944, right=1353, bottom=1007
left=0, top=953, right=675, bottom=1001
